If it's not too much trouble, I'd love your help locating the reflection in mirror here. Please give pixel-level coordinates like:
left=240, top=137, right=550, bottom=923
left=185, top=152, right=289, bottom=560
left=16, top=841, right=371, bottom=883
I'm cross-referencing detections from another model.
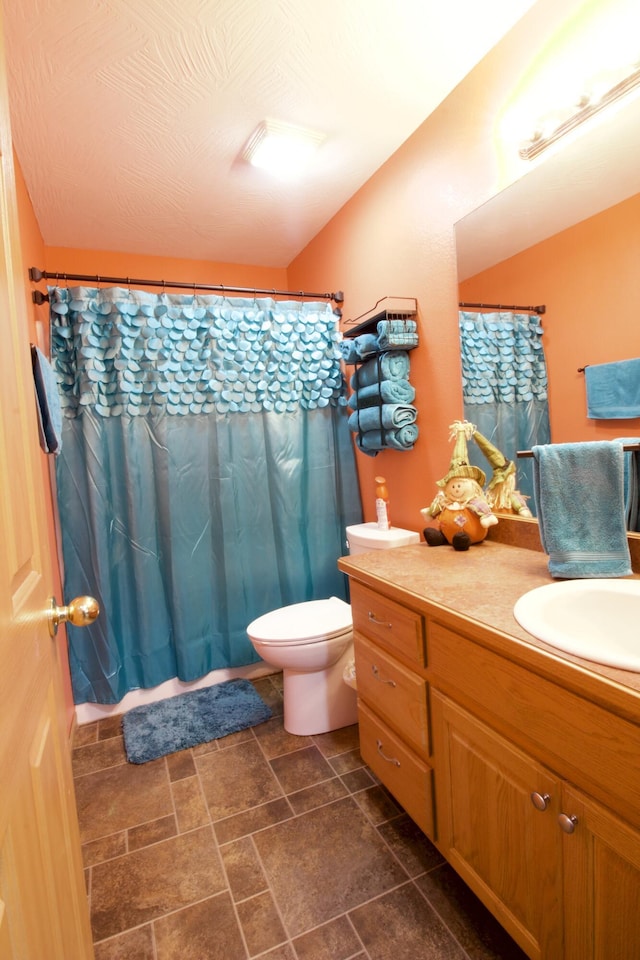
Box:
left=455, top=94, right=640, bottom=529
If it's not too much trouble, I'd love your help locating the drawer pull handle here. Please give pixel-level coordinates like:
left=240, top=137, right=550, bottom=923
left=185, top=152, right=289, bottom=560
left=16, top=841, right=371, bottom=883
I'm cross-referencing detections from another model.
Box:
left=371, top=664, right=396, bottom=687
left=530, top=792, right=551, bottom=812
left=558, top=813, right=578, bottom=834
left=368, top=611, right=392, bottom=628
left=376, top=739, right=400, bottom=766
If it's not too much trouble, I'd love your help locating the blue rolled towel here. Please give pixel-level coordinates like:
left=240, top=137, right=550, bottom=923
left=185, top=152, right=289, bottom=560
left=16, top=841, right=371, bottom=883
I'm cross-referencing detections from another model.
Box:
left=339, top=334, right=379, bottom=364
left=351, top=351, right=410, bottom=389
left=585, top=358, right=640, bottom=418
left=355, top=424, right=419, bottom=456
left=376, top=319, right=418, bottom=351
left=347, top=379, right=415, bottom=410
left=532, top=441, right=631, bottom=578
left=31, top=345, right=63, bottom=454
left=348, top=404, right=417, bottom=434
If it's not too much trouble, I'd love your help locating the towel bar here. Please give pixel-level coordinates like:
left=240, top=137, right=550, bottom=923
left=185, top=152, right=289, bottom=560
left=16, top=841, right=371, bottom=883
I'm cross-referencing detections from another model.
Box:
left=518, top=444, right=640, bottom=458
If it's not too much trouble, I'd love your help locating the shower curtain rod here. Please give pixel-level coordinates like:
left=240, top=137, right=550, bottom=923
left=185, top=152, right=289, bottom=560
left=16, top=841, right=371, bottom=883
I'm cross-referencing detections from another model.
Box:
left=459, top=301, right=546, bottom=315
left=28, top=267, right=344, bottom=306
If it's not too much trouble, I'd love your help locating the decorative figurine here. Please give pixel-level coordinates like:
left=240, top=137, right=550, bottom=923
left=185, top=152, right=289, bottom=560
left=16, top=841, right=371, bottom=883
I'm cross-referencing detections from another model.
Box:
left=472, top=429, right=533, bottom=517
left=421, top=420, right=498, bottom=551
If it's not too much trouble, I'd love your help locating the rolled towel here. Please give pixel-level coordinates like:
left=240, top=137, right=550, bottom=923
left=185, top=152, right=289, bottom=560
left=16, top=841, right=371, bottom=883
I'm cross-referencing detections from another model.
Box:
left=348, top=404, right=417, bottom=434
left=351, top=351, right=410, bottom=389
left=376, top=319, right=418, bottom=351
left=354, top=424, right=419, bottom=456
left=347, top=379, right=415, bottom=410
left=532, top=441, right=632, bottom=578
left=339, top=333, right=379, bottom=364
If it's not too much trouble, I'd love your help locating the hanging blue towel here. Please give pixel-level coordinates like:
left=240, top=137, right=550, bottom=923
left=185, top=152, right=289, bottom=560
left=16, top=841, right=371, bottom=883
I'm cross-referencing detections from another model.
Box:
left=351, top=351, right=410, bottom=389
left=347, top=379, right=415, bottom=410
left=348, top=404, right=417, bottom=434
left=31, top=345, right=63, bottom=455
left=616, top=436, right=640, bottom=532
left=532, top=441, right=631, bottom=578
left=355, top=424, right=419, bottom=457
left=585, top=358, right=640, bottom=419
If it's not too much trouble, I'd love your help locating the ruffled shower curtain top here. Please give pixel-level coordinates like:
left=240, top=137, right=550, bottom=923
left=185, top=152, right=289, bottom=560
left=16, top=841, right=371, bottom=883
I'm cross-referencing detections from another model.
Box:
left=51, top=286, right=362, bottom=704
left=459, top=311, right=551, bottom=511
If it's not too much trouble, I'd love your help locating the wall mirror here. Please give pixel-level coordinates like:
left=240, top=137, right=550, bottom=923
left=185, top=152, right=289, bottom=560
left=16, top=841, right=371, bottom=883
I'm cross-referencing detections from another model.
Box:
left=455, top=92, right=640, bottom=529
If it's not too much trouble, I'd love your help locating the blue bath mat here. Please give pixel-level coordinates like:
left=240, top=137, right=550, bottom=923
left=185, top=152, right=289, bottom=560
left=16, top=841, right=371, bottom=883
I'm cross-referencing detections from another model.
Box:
left=121, top=679, right=272, bottom=763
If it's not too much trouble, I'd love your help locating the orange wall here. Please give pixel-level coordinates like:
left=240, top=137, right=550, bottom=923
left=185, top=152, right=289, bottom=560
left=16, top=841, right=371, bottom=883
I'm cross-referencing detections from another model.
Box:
left=459, top=193, right=640, bottom=442
left=288, top=0, right=585, bottom=532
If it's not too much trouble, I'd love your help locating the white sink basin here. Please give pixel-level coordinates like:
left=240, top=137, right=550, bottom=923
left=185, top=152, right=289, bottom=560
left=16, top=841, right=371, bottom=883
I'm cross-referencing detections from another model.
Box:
left=513, top=579, right=640, bottom=671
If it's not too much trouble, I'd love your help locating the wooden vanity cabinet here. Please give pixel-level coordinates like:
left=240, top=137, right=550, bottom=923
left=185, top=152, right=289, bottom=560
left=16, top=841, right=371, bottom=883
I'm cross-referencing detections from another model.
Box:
left=349, top=582, right=434, bottom=838
left=345, top=570, right=640, bottom=959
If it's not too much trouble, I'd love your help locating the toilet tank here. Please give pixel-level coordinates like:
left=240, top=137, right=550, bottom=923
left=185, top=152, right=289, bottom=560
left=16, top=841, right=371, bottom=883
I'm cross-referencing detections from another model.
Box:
left=346, top=522, right=420, bottom=555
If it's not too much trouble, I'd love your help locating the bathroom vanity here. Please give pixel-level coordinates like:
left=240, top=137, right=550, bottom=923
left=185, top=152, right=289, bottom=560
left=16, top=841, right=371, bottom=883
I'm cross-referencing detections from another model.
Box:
left=338, top=538, right=640, bottom=960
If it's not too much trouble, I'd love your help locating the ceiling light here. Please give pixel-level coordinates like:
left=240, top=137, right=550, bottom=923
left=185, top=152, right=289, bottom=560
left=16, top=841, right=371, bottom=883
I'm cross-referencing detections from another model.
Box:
left=520, top=62, right=640, bottom=160
left=241, top=120, right=325, bottom=179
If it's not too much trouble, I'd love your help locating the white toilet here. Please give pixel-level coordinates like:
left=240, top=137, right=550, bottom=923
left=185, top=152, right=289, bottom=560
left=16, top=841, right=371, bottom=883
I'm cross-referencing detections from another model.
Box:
left=246, top=522, right=420, bottom=735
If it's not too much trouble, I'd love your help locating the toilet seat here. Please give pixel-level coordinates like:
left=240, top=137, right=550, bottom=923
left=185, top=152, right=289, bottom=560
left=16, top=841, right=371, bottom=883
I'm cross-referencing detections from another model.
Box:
left=247, top=596, right=352, bottom=646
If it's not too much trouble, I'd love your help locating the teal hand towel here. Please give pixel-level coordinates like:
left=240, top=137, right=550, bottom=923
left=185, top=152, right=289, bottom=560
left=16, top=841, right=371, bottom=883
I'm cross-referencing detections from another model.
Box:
left=532, top=441, right=631, bottom=578
left=585, top=358, right=640, bottom=418
left=348, top=404, right=417, bottom=434
left=31, top=345, right=63, bottom=454
left=347, top=379, right=415, bottom=410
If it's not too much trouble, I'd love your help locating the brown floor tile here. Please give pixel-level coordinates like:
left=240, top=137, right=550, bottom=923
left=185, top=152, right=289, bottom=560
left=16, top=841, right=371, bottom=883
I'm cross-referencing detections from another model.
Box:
left=98, top=715, right=125, bottom=740
left=197, top=739, right=284, bottom=820
left=73, top=736, right=127, bottom=777
left=311, top=724, right=360, bottom=758
left=349, top=881, right=467, bottom=960
left=252, top=715, right=312, bottom=759
left=82, top=832, right=127, bottom=869
left=172, top=775, right=211, bottom=832
left=128, top=813, right=177, bottom=851
left=90, top=826, right=225, bottom=941
left=220, top=836, right=267, bottom=901
left=254, top=944, right=296, bottom=960
left=254, top=796, right=408, bottom=937
left=213, top=797, right=293, bottom=845
left=75, top=758, right=173, bottom=843
left=328, top=748, right=366, bottom=775
left=236, top=889, right=287, bottom=956
left=166, top=749, right=197, bottom=780
left=416, top=863, right=529, bottom=960
left=153, top=892, right=246, bottom=960
left=340, top=766, right=376, bottom=793
left=287, top=777, right=348, bottom=815
left=73, top=721, right=99, bottom=747
left=94, top=924, right=155, bottom=960
left=270, top=745, right=334, bottom=793
left=252, top=675, right=284, bottom=717
left=293, top=914, right=362, bottom=960
left=378, top=814, right=445, bottom=879
left=353, top=784, right=403, bottom=825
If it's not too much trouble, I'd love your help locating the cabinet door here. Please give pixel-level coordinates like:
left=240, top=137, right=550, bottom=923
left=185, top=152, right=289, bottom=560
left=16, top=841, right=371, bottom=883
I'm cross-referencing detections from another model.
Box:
left=561, top=784, right=640, bottom=960
left=432, top=692, right=563, bottom=960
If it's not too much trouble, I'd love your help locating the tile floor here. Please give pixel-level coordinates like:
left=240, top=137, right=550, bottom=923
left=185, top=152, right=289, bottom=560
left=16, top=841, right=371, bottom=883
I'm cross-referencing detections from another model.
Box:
left=72, top=674, right=528, bottom=960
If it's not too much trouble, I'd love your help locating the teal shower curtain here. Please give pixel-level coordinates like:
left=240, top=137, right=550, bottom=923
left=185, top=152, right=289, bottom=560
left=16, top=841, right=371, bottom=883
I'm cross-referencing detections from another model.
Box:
left=459, top=310, right=551, bottom=512
left=50, top=286, right=362, bottom=704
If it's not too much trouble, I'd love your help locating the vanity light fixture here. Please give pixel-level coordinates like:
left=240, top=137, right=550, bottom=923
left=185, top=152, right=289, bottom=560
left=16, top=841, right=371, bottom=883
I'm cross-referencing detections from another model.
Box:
left=241, top=119, right=325, bottom=179
left=520, top=61, right=640, bottom=160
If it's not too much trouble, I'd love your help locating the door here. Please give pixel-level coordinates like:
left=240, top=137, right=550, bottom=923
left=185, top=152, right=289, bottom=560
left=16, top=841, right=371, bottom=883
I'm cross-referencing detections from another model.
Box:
left=0, top=17, right=94, bottom=960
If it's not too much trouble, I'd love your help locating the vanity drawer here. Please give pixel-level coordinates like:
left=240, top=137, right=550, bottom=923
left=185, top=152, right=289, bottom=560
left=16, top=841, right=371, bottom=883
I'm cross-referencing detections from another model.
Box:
left=354, top=634, right=430, bottom=756
left=350, top=581, right=425, bottom=665
left=358, top=700, right=435, bottom=838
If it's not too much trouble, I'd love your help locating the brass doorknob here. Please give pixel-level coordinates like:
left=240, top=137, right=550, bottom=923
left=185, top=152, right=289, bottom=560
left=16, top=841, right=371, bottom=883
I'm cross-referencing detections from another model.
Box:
left=48, top=596, right=100, bottom=637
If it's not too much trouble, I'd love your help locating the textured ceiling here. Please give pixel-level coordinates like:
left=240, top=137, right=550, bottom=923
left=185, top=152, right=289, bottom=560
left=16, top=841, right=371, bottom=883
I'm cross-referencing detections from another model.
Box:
left=4, top=0, right=537, bottom=267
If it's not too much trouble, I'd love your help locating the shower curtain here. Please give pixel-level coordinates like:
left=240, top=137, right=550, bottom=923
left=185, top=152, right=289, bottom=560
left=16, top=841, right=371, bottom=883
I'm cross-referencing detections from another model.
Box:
left=459, top=310, right=551, bottom=512
left=50, top=285, right=362, bottom=704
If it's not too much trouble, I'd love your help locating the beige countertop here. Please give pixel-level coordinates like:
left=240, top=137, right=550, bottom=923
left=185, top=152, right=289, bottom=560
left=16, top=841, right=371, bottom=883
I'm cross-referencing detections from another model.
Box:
left=338, top=539, right=640, bottom=721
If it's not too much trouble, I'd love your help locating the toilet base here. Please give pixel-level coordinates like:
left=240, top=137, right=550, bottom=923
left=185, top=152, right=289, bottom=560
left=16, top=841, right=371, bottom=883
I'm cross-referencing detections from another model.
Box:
left=281, top=645, right=358, bottom=736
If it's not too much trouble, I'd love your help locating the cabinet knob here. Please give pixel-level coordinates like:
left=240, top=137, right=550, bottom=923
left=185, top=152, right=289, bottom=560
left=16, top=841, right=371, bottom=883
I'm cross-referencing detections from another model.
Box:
left=371, top=664, right=396, bottom=687
left=368, top=611, right=392, bottom=629
left=376, top=739, right=400, bottom=767
left=530, top=791, right=551, bottom=811
left=558, top=813, right=578, bottom=834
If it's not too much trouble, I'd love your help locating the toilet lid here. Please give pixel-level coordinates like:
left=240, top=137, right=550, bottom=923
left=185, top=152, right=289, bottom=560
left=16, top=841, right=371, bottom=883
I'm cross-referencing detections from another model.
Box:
left=247, top=596, right=352, bottom=644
